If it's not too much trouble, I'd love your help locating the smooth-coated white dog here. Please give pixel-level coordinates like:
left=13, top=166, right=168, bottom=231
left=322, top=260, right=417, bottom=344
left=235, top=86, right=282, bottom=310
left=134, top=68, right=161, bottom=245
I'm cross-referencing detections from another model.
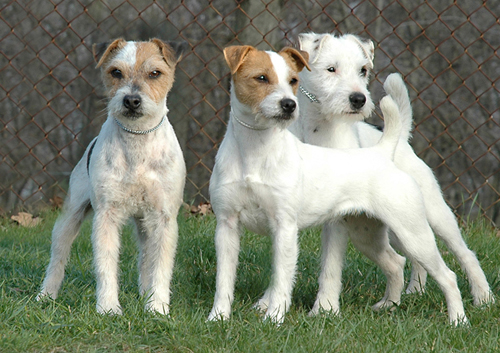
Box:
left=291, top=32, right=493, bottom=307
left=37, top=38, right=187, bottom=315
left=208, top=45, right=467, bottom=325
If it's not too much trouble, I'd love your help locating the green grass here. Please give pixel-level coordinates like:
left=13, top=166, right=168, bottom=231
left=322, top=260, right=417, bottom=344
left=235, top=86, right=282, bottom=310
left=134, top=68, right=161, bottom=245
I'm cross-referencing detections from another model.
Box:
left=1, top=210, right=499, bottom=352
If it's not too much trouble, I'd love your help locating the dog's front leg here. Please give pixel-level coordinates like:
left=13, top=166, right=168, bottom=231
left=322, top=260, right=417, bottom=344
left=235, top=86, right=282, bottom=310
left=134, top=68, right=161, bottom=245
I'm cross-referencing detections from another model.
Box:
left=208, top=215, right=240, bottom=321
left=310, top=221, right=349, bottom=316
left=138, top=212, right=179, bottom=315
left=263, top=220, right=299, bottom=324
left=92, top=207, right=126, bottom=315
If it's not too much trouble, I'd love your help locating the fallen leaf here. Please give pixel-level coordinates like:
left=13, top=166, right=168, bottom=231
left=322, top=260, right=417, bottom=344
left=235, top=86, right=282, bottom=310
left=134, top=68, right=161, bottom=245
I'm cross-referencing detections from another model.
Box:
left=189, top=202, right=212, bottom=216
left=50, top=196, right=64, bottom=209
left=11, top=212, right=42, bottom=227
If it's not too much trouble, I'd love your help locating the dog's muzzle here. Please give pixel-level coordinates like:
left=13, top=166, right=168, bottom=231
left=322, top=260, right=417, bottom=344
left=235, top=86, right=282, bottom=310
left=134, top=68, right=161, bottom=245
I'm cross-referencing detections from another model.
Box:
left=279, top=98, right=297, bottom=120
left=122, top=94, right=143, bottom=118
left=349, top=92, right=366, bottom=110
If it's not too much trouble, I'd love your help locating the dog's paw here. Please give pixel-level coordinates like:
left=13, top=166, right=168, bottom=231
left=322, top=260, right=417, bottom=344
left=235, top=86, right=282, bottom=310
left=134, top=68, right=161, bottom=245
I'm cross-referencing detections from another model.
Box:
left=97, top=304, right=123, bottom=316
left=253, top=296, right=270, bottom=312
left=35, top=291, right=55, bottom=302
left=473, top=290, right=495, bottom=306
left=405, top=281, right=426, bottom=295
left=207, top=307, right=230, bottom=322
left=263, top=306, right=285, bottom=325
left=145, top=301, right=170, bottom=316
left=372, top=298, right=399, bottom=311
left=450, top=314, right=469, bottom=327
left=309, top=298, right=339, bottom=316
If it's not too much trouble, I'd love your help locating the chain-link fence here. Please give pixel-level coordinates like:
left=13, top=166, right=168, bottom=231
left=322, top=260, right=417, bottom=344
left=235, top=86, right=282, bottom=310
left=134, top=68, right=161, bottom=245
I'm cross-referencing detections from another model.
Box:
left=1, top=0, right=499, bottom=224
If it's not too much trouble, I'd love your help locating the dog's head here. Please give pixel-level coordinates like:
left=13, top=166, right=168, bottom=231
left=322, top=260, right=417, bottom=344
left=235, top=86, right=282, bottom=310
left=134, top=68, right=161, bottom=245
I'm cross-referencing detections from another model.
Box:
left=298, top=33, right=375, bottom=121
left=224, top=45, right=310, bottom=127
left=93, top=39, right=188, bottom=120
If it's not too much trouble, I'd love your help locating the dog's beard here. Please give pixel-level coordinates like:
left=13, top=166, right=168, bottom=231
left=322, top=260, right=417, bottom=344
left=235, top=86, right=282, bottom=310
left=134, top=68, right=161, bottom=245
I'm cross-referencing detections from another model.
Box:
left=121, top=109, right=143, bottom=120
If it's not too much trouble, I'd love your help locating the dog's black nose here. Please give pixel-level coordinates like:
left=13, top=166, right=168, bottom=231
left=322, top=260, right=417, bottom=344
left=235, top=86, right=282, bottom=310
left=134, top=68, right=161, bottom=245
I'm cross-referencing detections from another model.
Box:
left=281, top=98, right=296, bottom=114
left=349, top=92, right=366, bottom=110
left=123, top=95, right=142, bottom=110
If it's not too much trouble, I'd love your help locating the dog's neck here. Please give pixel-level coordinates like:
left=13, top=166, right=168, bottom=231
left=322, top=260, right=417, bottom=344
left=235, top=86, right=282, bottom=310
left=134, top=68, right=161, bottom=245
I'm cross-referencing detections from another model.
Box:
left=110, top=107, right=168, bottom=137
left=297, top=87, right=361, bottom=148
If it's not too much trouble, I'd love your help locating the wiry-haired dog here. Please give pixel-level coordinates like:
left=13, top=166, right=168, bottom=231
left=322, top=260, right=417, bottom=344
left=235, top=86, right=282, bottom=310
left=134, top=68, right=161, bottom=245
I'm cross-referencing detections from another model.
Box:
left=208, top=45, right=467, bottom=325
left=37, top=38, right=188, bottom=315
left=291, top=32, right=493, bottom=310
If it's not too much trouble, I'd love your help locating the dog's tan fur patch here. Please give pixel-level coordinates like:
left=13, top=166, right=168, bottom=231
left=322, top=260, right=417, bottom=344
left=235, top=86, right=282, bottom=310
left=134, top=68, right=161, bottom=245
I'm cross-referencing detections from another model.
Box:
left=97, top=40, right=176, bottom=104
left=226, top=48, right=279, bottom=112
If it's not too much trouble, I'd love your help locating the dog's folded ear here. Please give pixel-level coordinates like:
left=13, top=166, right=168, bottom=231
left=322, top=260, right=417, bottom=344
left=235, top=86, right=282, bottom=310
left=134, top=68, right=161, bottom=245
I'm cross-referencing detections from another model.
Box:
left=279, top=47, right=311, bottom=72
left=93, top=38, right=127, bottom=68
left=168, top=41, right=190, bottom=62
left=345, top=34, right=375, bottom=67
left=151, top=39, right=189, bottom=66
left=297, top=33, right=329, bottom=64
left=223, top=45, right=255, bottom=75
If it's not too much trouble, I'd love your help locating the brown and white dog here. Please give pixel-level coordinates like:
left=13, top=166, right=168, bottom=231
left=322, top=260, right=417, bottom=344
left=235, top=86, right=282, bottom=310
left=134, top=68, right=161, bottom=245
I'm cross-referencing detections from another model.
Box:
left=37, top=39, right=188, bottom=315
left=208, top=45, right=467, bottom=325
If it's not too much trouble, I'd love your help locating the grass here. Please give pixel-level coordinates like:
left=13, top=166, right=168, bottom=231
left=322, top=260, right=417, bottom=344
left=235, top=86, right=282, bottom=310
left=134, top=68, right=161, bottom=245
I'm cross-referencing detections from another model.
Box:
left=0, top=210, right=499, bottom=352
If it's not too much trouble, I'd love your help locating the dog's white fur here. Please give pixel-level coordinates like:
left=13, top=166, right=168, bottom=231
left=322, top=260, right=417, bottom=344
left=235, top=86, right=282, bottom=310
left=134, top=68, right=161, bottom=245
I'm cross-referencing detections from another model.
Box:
left=37, top=39, right=187, bottom=315
left=291, top=32, right=493, bottom=307
left=208, top=45, right=467, bottom=325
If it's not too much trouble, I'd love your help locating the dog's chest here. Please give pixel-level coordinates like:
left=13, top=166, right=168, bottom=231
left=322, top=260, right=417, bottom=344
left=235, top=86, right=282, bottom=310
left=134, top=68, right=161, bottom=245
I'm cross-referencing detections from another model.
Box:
left=99, top=145, right=176, bottom=212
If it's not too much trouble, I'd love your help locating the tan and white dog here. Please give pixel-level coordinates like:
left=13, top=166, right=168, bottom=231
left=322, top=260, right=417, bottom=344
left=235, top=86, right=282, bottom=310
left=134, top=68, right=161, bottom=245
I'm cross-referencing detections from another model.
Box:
left=37, top=38, right=188, bottom=315
left=208, top=45, right=467, bottom=325
left=291, top=32, right=493, bottom=307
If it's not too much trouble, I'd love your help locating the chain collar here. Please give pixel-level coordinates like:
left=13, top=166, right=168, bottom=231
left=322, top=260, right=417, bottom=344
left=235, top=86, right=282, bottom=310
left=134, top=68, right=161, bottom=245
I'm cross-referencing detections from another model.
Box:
left=231, top=110, right=269, bottom=131
left=299, top=85, right=321, bottom=104
left=114, top=116, right=165, bottom=135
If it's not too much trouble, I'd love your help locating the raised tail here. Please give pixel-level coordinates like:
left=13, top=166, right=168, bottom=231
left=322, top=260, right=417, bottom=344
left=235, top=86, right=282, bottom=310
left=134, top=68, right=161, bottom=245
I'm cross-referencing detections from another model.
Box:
left=383, top=73, right=413, bottom=142
left=375, top=95, right=402, bottom=160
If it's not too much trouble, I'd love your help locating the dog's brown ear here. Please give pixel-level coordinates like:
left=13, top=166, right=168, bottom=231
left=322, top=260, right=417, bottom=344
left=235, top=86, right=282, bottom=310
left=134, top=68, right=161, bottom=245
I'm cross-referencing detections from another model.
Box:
left=223, top=45, right=255, bottom=75
left=152, top=39, right=189, bottom=66
left=279, top=47, right=311, bottom=72
left=93, top=38, right=126, bottom=68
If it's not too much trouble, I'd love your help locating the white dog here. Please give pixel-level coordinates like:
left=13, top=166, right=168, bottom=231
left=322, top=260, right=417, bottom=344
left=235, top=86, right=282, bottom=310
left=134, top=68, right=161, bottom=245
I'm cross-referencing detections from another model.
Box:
left=37, top=38, right=187, bottom=315
left=291, top=32, right=493, bottom=307
left=208, top=45, right=467, bottom=325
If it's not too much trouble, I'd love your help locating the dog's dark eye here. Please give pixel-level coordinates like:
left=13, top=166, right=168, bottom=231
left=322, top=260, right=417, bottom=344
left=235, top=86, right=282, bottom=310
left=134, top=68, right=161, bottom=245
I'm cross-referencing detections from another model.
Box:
left=360, top=67, right=368, bottom=77
left=290, top=78, right=298, bottom=85
left=327, top=67, right=336, bottom=73
left=110, top=69, right=123, bottom=79
left=256, top=75, right=268, bottom=83
left=149, top=70, right=161, bottom=79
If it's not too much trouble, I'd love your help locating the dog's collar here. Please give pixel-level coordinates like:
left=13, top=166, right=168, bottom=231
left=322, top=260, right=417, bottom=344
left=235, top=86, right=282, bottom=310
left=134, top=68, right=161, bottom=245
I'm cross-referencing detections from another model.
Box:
left=231, top=110, right=269, bottom=131
left=299, top=85, right=321, bottom=104
left=114, top=116, right=165, bottom=135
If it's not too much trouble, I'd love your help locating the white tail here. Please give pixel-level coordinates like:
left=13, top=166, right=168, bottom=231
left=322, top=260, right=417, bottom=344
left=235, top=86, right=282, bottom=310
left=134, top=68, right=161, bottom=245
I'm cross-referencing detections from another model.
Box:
left=375, top=95, right=402, bottom=160
left=383, top=73, right=413, bottom=142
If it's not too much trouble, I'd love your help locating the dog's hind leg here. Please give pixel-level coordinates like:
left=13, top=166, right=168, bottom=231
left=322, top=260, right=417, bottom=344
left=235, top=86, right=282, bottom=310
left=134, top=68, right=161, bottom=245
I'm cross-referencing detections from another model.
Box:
left=139, top=211, right=179, bottom=315
left=389, top=232, right=428, bottom=294
left=348, top=217, right=406, bottom=311
left=310, top=221, right=349, bottom=316
left=426, top=193, right=494, bottom=306
left=401, top=156, right=493, bottom=305
left=382, top=211, right=468, bottom=324
left=208, top=215, right=241, bottom=321
left=37, top=164, right=92, bottom=301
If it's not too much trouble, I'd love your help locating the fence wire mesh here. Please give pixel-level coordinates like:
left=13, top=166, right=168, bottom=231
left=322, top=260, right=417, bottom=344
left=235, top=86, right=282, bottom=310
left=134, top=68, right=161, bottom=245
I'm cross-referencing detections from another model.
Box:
left=1, top=0, right=499, bottom=224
